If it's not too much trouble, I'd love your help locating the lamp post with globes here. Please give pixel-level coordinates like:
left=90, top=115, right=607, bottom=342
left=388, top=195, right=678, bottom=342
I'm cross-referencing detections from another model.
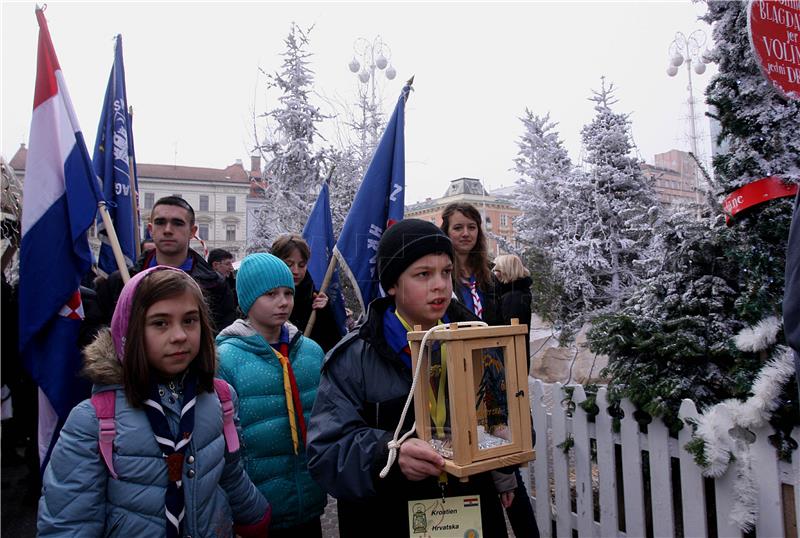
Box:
left=666, top=30, right=713, bottom=201
left=347, top=36, right=396, bottom=158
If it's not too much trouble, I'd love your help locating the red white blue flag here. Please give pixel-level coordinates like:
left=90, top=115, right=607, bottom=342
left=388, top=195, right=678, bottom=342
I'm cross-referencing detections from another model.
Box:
left=19, top=7, right=102, bottom=467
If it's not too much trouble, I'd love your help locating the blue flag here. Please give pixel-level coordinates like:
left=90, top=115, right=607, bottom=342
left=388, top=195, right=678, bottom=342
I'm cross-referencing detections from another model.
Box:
left=20, top=8, right=103, bottom=465
left=302, top=181, right=347, bottom=335
left=93, top=34, right=138, bottom=274
left=333, top=83, right=411, bottom=311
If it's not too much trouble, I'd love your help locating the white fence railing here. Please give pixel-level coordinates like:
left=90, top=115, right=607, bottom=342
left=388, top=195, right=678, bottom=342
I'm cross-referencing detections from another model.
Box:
left=526, top=379, right=800, bottom=538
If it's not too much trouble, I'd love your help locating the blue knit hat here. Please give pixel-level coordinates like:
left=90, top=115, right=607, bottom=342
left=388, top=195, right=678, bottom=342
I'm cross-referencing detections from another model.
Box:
left=236, top=253, right=295, bottom=315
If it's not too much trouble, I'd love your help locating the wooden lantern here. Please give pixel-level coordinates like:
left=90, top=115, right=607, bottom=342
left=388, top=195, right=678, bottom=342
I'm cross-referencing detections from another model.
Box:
left=407, top=320, right=534, bottom=478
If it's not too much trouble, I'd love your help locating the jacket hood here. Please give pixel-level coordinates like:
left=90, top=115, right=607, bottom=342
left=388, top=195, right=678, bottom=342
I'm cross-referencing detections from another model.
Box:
left=216, top=318, right=300, bottom=355
left=83, top=328, right=123, bottom=385
left=496, top=276, right=533, bottom=296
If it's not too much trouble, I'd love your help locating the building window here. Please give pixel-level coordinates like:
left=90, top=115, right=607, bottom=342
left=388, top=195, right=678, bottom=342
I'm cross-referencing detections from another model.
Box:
left=144, top=192, right=154, bottom=209
left=199, top=224, right=209, bottom=240
left=227, top=196, right=236, bottom=212
left=500, top=214, right=508, bottom=227
left=199, top=195, right=209, bottom=212
left=226, top=224, right=236, bottom=242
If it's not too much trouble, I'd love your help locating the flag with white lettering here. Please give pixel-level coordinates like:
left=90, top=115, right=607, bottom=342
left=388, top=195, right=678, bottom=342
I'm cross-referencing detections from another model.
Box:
left=302, top=181, right=347, bottom=335
left=333, top=83, right=411, bottom=311
left=93, top=34, right=138, bottom=274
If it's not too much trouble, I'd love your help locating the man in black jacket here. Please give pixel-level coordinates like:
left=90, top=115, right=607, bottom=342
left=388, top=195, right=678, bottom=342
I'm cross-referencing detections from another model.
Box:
left=96, top=196, right=237, bottom=333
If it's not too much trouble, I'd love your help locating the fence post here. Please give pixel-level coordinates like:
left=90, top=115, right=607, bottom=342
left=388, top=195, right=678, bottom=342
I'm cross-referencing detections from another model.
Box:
left=596, top=387, right=619, bottom=537
left=572, top=385, right=596, bottom=537
left=677, top=399, right=708, bottom=538
left=648, top=407, right=675, bottom=537
left=551, top=382, right=573, bottom=536
left=531, top=378, right=553, bottom=538
left=620, top=398, right=646, bottom=536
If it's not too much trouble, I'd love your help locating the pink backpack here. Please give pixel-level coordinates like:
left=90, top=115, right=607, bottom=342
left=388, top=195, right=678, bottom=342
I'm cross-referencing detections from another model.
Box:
left=91, top=378, right=240, bottom=479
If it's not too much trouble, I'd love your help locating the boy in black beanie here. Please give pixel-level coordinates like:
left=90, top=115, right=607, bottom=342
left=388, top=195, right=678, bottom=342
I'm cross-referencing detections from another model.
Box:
left=307, top=219, right=512, bottom=537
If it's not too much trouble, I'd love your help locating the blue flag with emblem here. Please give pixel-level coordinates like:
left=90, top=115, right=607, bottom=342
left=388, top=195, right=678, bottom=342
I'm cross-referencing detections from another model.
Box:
left=302, top=181, right=347, bottom=335
left=93, top=34, right=138, bottom=274
left=333, top=82, right=412, bottom=311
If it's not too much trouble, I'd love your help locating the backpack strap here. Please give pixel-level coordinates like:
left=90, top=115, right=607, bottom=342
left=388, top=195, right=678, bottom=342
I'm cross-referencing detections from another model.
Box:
left=213, top=379, right=240, bottom=453
left=90, top=391, right=118, bottom=479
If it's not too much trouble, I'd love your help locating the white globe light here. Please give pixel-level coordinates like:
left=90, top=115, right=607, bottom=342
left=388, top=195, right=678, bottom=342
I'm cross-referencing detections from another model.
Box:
left=358, top=70, right=370, bottom=83
left=694, top=62, right=706, bottom=75
left=385, top=65, right=397, bottom=80
left=376, top=54, right=388, bottom=70
left=671, top=54, right=684, bottom=67
left=667, top=65, right=678, bottom=77
left=348, top=58, right=360, bottom=73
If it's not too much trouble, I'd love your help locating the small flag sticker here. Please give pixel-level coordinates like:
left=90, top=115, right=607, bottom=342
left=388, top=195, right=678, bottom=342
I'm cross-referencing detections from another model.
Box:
left=463, top=497, right=479, bottom=508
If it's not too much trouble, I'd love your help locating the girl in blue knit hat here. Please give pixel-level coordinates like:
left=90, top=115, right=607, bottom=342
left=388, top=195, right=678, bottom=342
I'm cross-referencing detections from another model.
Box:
left=215, top=253, right=326, bottom=537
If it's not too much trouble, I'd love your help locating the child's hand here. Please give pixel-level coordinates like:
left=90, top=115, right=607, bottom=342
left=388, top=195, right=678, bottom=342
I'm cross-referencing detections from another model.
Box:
left=398, top=438, right=445, bottom=481
left=312, top=291, right=328, bottom=310
left=500, top=490, right=515, bottom=508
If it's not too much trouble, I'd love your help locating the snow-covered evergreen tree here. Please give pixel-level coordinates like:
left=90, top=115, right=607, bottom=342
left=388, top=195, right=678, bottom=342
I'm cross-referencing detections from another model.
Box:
left=250, top=23, right=326, bottom=248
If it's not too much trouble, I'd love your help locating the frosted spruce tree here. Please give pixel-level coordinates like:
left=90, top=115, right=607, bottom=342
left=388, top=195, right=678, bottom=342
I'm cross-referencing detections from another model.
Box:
left=549, top=79, right=658, bottom=338
left=511, top=110, right=583, bottom=332
left=588, top=3, right=800, bottom=528
left=249, top=23, right=326, bottom=250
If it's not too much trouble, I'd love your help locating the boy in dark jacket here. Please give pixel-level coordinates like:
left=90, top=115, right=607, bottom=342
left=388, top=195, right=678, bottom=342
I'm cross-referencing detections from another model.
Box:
left=307, top=219, right=512, bottom=537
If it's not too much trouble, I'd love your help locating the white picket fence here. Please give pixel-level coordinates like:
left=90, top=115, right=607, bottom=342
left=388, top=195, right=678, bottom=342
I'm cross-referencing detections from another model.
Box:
left=525, top=379, right=800, bottom=538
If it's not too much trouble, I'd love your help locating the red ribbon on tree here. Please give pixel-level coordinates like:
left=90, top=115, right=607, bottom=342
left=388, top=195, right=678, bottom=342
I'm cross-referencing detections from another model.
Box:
left=723, top=176, right=797, bottom=224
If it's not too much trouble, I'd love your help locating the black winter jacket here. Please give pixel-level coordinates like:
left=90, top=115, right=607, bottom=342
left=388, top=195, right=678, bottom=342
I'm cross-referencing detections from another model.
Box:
left=307, top=297, right=508, bottom=538
left=95, top=249, right=238, bottom=334
left=290, top=272, right=342, bottom=353
left=496, top=276, right=533, bottom=373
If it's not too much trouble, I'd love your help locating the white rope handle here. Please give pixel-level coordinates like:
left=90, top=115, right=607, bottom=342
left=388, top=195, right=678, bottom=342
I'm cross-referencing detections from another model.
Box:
left=379, top=320, right=488, bottom=478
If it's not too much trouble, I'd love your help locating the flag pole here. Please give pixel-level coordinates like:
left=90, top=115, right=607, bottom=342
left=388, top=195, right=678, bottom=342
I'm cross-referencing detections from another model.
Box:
left=304, top=166, right=336, bottom=337
left=129, top=105, right=141, bottom=259
left=98, top=202, right=131, bottom=283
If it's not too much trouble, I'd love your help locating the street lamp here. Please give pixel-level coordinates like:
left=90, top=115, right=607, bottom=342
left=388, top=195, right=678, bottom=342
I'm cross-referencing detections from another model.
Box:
left=347, top=36, right=396, bottom=156
left=666, top=30, right=713, bottom=202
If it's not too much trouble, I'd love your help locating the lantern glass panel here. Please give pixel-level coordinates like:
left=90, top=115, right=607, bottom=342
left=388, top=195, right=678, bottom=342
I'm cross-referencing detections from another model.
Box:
left=473, top=345, right=513, bottom=451
left=425, top=341, right=454, bottom=459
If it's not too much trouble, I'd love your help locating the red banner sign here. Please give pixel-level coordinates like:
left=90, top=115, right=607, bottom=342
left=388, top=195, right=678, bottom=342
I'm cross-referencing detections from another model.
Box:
left=748, top=0, right=800, bottom=99
left=723, top=176, right=797, bottom=223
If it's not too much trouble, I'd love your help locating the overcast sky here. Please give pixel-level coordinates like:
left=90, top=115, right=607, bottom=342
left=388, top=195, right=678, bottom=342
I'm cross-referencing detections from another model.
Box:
left=1, top=1, right=715, bottom=204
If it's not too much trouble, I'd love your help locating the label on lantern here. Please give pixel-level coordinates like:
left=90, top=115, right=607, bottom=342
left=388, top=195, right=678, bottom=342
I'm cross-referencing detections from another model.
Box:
left=747, top=0, right=800, bottom=99
left=408, top=496, right=482, bottom=537
left=722, top=176, right=797, bottom=223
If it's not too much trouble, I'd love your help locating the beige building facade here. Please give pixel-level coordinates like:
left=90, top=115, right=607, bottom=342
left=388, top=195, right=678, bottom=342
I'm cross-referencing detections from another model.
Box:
left=10, top=144, right=259, bottom=261
left=405, top=177, right=521, bottom=257
left=642, top=149, right=700, bottom=207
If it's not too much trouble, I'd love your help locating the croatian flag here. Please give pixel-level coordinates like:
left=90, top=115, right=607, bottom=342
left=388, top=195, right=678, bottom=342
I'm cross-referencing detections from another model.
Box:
left=302, top=180, right=347, bottom=335
left=333, top=82, right=412, bottom=311
left=93, top=34, right=138, bottom=274
left=20, top=7, right=102, bottom=468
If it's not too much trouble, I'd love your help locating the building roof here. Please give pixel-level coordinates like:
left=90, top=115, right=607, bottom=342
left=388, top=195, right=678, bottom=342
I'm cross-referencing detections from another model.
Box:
left=444, top=177, right=489, bottom=197
left=9, top=143, right=253, bottom=184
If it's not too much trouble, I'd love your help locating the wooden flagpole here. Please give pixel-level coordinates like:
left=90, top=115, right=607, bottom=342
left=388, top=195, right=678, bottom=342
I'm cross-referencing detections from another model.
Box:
left=129, top=105, right=141, bottom=259
left=98, top=201, right=131, bottom=283
left=303, top=166, right=337, bottom=337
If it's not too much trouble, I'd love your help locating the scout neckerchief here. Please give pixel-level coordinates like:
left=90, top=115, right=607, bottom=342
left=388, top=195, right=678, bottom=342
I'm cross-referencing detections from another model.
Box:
left=460, top=275, right=484, bottom=319
left=146, top=250, right=194, bottom=272
left=142, top=372, right=197, bottom=538
left=269, top=325, right=306, bottom=455
left=389, top=309, right=449, bottom=439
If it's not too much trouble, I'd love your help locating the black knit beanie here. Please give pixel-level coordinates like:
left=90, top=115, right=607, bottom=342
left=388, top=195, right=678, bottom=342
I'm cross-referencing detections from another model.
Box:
left=377, top=219, right=454, bottom=291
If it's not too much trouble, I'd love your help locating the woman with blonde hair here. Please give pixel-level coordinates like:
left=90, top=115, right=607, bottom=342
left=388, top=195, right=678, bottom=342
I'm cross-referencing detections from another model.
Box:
left=492, top=254, right=533, bottom=370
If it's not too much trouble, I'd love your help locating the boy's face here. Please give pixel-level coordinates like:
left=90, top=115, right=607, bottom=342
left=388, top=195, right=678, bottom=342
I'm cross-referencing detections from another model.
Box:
left=249, top=287, right=294, bottom=331
left=147, top=204, right=197, bottom=258
left=388, top=252, right=453, bottom=330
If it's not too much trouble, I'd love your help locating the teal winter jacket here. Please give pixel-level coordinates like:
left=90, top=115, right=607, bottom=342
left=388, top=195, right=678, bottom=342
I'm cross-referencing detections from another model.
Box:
left=216, top=320, right=326, bottom=529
